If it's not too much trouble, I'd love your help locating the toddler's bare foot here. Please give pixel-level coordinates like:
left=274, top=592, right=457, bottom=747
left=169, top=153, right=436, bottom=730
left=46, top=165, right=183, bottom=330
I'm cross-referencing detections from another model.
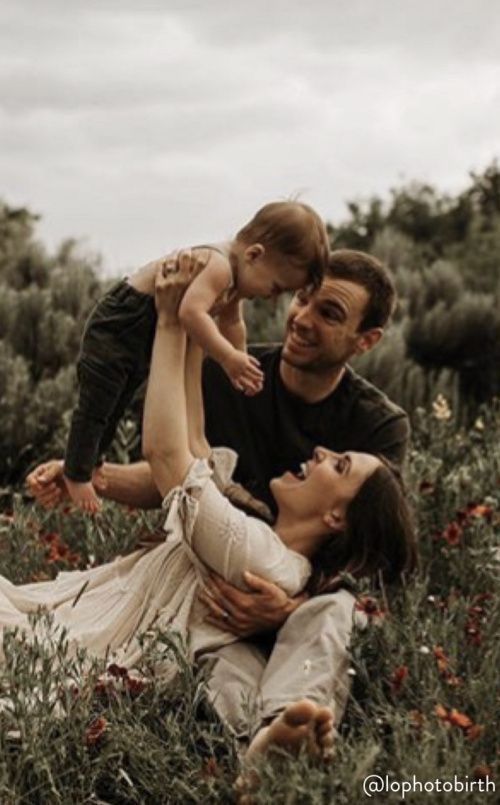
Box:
left=63, top=477, right=101, bottom=514
left=236, top=700, right=335, bottom=801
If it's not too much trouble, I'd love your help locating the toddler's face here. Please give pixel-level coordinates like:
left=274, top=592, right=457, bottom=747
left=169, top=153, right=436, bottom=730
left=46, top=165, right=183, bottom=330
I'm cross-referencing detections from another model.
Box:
left=239, top=256, right=308, bottom=301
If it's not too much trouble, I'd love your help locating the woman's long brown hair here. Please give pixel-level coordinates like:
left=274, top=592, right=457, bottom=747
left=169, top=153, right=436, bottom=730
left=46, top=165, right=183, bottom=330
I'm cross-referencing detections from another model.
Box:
left=307, top=459, right=418, bottom=595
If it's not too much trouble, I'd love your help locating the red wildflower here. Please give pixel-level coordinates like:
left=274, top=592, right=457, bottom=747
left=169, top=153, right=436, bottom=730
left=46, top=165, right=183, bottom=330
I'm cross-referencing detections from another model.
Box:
left=436, top=705, right=478, bottom=736
left=473, top=764, right=492, bottom=780
left=202, top=757, right=220, bottom=779
left=124, top=675, right=148, bottom=697
left=390, top=665, right=409, bottom=695
left=107, top=663, right=128, bottom=679
left=355, top=596, right=386, bottom=621
left=465, top=622, right=482, bottom=646
left=85, top=716, right=108, bottom=747
left=94, top=678, right=117, bottom=700
left=466, top=724, right=485, bottom=742
left=433, top=645, right=449, bottom=673
left=466, top=503, right=493, bottom=521
left=40, top=531, right=81, bottom=566
left=440, top=522, right=462, bottom=546
left=435, top=704, right=449, bottom=721
left=473, top=592, right=493, bottom=605
left=456, top=502, right=494, bottom=525
left=419, top=481, right=435, bottom=495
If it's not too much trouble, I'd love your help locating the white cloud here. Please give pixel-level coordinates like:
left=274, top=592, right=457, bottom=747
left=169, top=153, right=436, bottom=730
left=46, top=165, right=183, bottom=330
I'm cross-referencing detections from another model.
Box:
left=1, top=0, right=499, bottom=273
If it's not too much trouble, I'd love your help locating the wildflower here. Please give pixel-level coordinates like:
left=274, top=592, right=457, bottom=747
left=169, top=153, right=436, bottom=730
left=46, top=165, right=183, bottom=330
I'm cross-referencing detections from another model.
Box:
left=473, top=765, right=492, bottom=780
left=408, top=710, right=425, bottom=731
left=448, top=709, right=473, bottom=730
left=433, top=645, right=449, bottom=673
left=107, top=663, right=128, bottom=679
left=390, top=665, right=409, bottom=695
left=355, top=596, right=386, bottom=622
left=474, top=417, right=485, bottom=431
left=202, top=757, right=220, bottom=779
left=40, top=531, right=81, bottom=566
left=419, top=480, right=435, bottom=495
left=432, top=394, right=452, bottom=421
left=466, top=725, right=484, bottom=742
left=435, top=704, right=479, bottom=738
left=85, top=716, right=108, bottom=747
left=125, top=675, right=148, bottom=697
left=467, top=503, right=493, bottom=521
left=465, top=622, right=482, bottom=646
left=94, top=677, right=117, bottom=699
left=440, top=521, right=462, bottom=546
left=419, top=646, right=431, bottom=655
left=434, top=704, right=448, bottom=721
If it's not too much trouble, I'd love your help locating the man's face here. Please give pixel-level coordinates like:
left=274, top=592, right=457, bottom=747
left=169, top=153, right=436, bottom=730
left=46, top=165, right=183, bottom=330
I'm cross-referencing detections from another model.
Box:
left=281, top=276, right=371, bottom=372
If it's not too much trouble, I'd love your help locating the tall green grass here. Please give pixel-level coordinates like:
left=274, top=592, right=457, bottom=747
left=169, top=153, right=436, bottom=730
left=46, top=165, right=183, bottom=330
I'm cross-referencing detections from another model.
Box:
left=0, top=403, right=498, bottom=803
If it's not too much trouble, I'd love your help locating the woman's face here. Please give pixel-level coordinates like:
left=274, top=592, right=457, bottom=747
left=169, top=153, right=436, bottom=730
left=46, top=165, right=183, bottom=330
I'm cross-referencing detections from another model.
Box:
left=270, top=447, right=381, bottom=528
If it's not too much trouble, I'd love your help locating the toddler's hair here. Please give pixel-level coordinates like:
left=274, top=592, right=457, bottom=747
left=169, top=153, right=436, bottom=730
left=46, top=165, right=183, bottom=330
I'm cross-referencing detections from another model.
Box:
left=236, top=201, right=329, bottom=288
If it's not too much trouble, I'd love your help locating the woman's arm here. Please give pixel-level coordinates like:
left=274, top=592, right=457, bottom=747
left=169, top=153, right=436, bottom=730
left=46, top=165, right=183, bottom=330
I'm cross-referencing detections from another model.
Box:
left=142, top=270, right=194, bottom=498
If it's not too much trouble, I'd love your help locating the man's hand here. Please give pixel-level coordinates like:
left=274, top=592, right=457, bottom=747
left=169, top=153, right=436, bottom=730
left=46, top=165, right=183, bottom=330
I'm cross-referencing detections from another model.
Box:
left=26, top=460, right=107, bottom=510
left=26, top=459, right=67, bottom=509
left=199, top=571, right=308, bottom=637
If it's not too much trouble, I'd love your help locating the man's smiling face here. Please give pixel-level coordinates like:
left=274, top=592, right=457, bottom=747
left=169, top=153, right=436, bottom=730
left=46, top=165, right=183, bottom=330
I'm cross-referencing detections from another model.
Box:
left=281, top=277, right=372, bottom=372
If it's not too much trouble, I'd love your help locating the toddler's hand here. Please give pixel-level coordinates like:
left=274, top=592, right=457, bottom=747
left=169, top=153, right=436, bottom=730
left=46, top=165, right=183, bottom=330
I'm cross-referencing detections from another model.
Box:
left=223, top=350, right=264, bottom=395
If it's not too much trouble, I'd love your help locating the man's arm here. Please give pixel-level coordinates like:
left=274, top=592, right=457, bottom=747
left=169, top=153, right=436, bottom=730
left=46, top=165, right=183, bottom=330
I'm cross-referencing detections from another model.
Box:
left=367, top=413, right=411, bottom=468
left=199, top=571, right=308, bottom=637
left=26, top=459, right=162, bottom=510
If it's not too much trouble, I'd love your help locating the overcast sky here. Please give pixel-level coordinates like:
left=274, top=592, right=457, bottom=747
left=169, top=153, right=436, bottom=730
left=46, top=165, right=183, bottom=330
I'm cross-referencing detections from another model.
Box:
left=2, top=0, right=499, bottom=275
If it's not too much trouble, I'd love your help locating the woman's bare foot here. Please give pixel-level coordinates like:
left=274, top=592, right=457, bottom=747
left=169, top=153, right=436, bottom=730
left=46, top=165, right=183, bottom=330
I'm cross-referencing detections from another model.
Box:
left=63, top=477, right=101, bottom=514
left=236, top=700, right=335, bottom=800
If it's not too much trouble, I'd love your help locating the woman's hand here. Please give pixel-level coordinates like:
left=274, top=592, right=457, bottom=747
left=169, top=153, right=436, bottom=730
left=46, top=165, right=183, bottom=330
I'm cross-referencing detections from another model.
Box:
left=154, top=259, right=191, bottom=326
left=155, top=248, right=209, bottom=325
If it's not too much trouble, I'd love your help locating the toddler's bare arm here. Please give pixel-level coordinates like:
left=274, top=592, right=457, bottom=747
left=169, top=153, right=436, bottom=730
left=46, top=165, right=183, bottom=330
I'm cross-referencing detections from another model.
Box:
left=217, top=298, right=247, bottom=353
left=178, top=255, right=237, bottom=365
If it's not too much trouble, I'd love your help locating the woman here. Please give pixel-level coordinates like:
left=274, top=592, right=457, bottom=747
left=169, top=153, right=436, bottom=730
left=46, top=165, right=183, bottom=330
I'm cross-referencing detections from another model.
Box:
left=0, top=263, right=416, bottom=680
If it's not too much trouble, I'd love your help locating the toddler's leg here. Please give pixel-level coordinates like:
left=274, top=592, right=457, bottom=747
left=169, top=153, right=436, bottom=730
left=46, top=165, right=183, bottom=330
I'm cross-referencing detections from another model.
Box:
left=64, top=359, right=132, bottom=513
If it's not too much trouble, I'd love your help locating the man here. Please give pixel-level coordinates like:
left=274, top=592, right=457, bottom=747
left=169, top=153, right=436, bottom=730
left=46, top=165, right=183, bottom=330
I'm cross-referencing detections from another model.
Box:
left=27, top=249, right=409, bottom=760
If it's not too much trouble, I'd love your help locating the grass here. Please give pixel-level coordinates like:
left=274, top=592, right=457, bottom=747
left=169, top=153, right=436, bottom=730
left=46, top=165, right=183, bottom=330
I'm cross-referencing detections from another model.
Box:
left=0, top=403, right=498, bottom=803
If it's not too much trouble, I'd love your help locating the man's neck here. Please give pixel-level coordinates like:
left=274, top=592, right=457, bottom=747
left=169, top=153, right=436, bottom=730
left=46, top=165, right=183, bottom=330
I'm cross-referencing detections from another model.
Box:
left=279, top=360, right=346, bottom=404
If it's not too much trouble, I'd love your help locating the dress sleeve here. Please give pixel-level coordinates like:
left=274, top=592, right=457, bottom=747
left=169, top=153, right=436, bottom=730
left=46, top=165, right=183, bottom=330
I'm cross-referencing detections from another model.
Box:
left=162, top=452, right=311, bottom=597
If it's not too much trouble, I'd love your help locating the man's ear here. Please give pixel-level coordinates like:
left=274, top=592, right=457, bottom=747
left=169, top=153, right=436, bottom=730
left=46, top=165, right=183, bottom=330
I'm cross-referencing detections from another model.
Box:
left=354, top=327, right=383, bottom=356
left=323, top=509, right=345, bottom=532
left=244, top=243, right=265, bottom=263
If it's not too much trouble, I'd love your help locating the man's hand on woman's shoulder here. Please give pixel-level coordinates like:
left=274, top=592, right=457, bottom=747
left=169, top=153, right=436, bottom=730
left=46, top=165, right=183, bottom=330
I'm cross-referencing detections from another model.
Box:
left=199, top=571, right=308, bottom=637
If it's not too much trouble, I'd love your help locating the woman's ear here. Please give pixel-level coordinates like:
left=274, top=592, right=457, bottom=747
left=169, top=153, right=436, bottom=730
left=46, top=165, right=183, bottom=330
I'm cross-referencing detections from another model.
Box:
left=323, top=509, right=345, bottom=532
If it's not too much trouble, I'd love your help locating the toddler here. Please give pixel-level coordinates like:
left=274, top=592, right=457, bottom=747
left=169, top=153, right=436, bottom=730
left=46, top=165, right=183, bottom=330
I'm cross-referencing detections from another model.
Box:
left=63, top=200, right=329, bottom=512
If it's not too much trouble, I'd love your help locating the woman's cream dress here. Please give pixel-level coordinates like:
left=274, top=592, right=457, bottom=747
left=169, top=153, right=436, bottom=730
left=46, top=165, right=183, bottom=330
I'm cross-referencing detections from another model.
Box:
left=0, top=449, right=311, bottom=678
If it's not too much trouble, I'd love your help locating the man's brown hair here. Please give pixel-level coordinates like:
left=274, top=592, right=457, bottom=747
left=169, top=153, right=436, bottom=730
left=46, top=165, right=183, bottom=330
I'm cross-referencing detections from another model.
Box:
left=327, top=249, right=396, bottom=330
left=236, top=201, right=329, bottom=288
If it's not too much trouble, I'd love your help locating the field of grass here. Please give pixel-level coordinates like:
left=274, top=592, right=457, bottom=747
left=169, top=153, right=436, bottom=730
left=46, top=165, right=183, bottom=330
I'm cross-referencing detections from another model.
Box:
left=0, top=403, right=498, bottom=804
